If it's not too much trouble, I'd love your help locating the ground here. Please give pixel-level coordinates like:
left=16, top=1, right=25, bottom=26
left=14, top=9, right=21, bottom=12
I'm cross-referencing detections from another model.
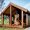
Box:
left=0, top=27, right=24, bottom=30
left=0, top=27, right=30, bottom=30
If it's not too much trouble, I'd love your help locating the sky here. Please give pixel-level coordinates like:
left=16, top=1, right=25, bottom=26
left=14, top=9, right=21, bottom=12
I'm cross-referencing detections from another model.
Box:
left=11, top=0, right=30, bottom=11
left=0, top=0, right=30, bottom=13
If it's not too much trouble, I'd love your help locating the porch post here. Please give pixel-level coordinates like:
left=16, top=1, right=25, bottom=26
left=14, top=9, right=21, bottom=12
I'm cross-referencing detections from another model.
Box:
left=26, top=14, right=28, bottom=26
left=2, top=14, right=4, bottom=25
left=9, top=5, right=12, bottom=25
left=21, top=11, right=23, bottom=28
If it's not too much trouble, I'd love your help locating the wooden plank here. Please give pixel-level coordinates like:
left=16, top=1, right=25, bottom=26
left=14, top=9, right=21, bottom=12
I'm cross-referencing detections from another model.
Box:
left=26, top=14, right=28, bottom=26
left=21, top=11, right=23, bottom=28
left=9, top=5, right=12, bottom=25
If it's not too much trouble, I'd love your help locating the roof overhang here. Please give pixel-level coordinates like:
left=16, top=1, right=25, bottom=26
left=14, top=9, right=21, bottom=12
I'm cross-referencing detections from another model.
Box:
left=1, top=2, right=29, bottom=15
left=10, top=2, right=28, bottom=12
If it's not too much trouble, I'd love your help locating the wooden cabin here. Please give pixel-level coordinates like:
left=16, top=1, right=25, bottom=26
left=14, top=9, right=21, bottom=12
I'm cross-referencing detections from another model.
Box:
left=0, top=2, right=30, bottom=28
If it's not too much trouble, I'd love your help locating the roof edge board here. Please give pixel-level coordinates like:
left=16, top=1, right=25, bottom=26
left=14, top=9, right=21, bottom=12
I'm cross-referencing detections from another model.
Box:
left=1, top=2, right=10, bottom=14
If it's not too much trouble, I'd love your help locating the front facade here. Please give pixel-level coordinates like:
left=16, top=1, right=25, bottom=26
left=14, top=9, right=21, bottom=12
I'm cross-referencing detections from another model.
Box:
left=0, top=3, right=30, bottom=28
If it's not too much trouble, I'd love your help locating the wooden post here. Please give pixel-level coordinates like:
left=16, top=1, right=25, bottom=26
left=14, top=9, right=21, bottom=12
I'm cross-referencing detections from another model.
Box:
left=9, top=5, right=12, bottom=25
left=26, top=14, right=28, bottom=26
left=2, top=14, right=4, bottom=25
left=21, top=11, right=23, bottom=28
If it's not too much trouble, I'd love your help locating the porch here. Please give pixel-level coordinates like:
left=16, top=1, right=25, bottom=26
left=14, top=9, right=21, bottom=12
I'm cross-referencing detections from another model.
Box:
left=0, top=3, right=28, bottom=28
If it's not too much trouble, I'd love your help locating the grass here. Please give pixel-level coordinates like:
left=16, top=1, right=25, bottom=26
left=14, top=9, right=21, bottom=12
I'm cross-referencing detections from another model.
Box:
left=4, top=19, right=9, bottom=25
left=0, top=27, right=24, bottom=30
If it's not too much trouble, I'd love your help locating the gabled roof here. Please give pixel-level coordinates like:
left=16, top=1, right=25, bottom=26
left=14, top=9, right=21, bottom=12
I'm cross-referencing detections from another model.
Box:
left=1, top=2, right=28, bottom=14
